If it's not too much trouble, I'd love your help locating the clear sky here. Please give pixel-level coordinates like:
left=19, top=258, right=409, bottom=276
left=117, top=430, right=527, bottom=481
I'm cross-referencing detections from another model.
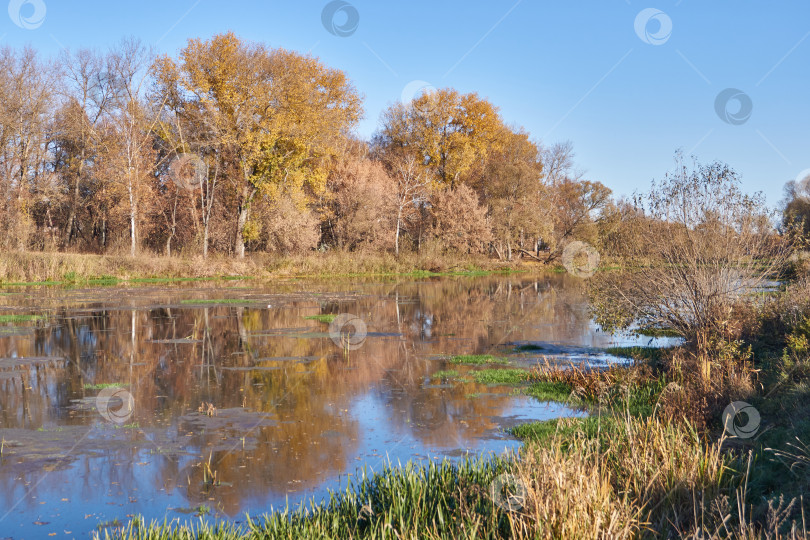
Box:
left=3, top=0, right=808, bottom=206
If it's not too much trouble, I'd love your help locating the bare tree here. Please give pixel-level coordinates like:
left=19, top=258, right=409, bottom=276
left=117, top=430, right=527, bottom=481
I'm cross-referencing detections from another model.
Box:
left=429, top=184, right=493, bottom=254
left=541, top=141, right=579, bottom=186
left=781, top=173, right=810, bottom=248
left=56, top=47, right=116, bottom=247
left=105, top=38, right=156, bottom=256
left=390, top=155, right=430, bottom=255
left=0, top=47, right=55, bottom=251
left=590, top=156, right=792, bottom=352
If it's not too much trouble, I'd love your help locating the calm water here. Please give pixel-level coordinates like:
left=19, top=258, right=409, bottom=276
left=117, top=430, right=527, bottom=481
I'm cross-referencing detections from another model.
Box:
left=0, top=275, right=673, bottom=539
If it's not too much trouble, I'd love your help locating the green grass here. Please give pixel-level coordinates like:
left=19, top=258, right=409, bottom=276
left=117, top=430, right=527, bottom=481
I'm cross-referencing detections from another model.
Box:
left=96, top=518, right=123, bottom=531
left=635, top=326, right=682, bottom=338
left=131, top=276, right=227, bottom=284
left=430, top=369, right=460, bottom=380
left=84, top=382, right=128, bottom=390
left=96, top=458, right=511, bottom=540
left=514, top=373, right=668, bottom=446
left=0, top=314, right=45, bottom=323
left=525, top=381, right=575, bottom=402
left=179, top=298, right=249, bottom=305
left=510, top=416, right=606, bottom=444
left=64, top=270, right=112, bottom=284
left=128, top=276, right=250, bottom=284
left=448, top=354, right=508, bottom=365
left=471, top=368, right=530, bottom=385
left=2, top=280, right=62, bottom=287
left=510, top=418, right=573, bottom=442
left=623, top=377, right=668, bottom=417
left=303, top=314, right=338, bottom=323
left=1, top=275, right=253, bottom=288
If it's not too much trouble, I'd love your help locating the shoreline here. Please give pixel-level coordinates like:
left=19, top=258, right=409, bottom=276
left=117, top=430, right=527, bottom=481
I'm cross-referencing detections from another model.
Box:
left=0, top=251, right=543, bottom=287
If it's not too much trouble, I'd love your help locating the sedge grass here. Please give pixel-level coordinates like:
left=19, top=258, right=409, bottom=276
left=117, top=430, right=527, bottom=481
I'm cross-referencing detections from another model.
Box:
left=303, top=314, right=338, bottom=323
left=448, top=354, right=508, bottom=365
left=0, top=314, right=45, bottom=323
left=95, top=408, right=754, bottom=540
left=472, top=368, right=531, bottom=385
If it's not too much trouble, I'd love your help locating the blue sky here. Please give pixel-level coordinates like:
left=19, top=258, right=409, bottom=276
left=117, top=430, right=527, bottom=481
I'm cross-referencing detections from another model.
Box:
left=3, top=0, right=809, bottom=206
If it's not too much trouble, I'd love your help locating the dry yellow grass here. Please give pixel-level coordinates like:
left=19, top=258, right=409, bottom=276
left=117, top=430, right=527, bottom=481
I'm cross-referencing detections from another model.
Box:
left=503, top=413, right=736, bottom=538
left=0, top=250, right=528, bottom=284
left=0, top=251, right=259, bottom=283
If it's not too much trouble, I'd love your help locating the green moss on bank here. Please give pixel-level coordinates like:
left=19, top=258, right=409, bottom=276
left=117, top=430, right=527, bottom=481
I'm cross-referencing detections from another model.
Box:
left=448, top=354, right=508, bottom=365
left=303, top=314, right=338, bottom=323
left=0, top=314, right=46, bottom=323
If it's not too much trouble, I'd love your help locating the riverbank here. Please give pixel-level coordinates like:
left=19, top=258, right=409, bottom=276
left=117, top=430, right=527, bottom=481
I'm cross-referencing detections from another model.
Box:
left=94, top=275, right=810, bottom=539
left=90, top=359, right=743, bottom=539
left=0, top=251, right=534, bottom=286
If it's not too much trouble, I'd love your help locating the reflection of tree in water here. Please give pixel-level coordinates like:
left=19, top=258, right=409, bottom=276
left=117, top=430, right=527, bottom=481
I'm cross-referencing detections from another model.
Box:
left=0, top=275, right=596, bottom=516
left=370, top=276, right=594, bottom=448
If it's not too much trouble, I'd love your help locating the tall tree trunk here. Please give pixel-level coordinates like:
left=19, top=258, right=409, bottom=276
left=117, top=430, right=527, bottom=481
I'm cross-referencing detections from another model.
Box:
left=203, top=223, right=209, bottom=259
left=235, top=203, right=248, bottom=258
left=395, top=206, right=403, bottom=255
left=64, top=151, right=85, bottom=245
left=200, top=163, right=216, bottom=260
left=166, top=192, right=178, bottom=256
left=234, top=185, right=256, bottom=259
left=128, top=179, right=137, bottom=257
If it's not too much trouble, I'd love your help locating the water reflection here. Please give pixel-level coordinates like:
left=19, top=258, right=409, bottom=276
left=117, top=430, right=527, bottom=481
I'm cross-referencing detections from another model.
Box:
left=0, top=275, right=633, bottom=537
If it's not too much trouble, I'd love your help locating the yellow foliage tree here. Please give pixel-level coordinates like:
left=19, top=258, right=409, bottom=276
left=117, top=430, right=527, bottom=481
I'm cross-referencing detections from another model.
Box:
left=375, top=88, right=505, bottom=190
left=153, top=32, right=362, bottom=257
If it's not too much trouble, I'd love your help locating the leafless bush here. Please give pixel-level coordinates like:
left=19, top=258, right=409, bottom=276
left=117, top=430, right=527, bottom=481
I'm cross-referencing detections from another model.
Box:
left=429, top=184, right=492, bottom=254
left=591, top=157, right=792, bottom=349
left=256, top=196, right=320, bottom=255
left=324, top=155, right=397, bottom=252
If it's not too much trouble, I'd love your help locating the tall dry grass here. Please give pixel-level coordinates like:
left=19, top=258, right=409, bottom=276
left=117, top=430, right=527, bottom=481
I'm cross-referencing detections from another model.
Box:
left=0, top=250, right=525, bottom=284
left=506, top=413, right=737, bottom=538
left=0, top=251, right=261, bottom=283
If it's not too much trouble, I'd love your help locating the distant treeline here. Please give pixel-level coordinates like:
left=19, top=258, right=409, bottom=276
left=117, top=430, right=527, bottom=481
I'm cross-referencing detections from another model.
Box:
left=0, top=32, right=805, bottom=261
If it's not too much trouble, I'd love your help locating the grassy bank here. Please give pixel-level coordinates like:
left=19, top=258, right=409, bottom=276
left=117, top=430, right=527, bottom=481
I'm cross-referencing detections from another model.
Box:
left=95, top=277, right=810, bottom=539
left=0, top=251, right=530, bottom=286
left=92, top=367, right=748, bottom=539
left=98, top=369, right=808, bottom=539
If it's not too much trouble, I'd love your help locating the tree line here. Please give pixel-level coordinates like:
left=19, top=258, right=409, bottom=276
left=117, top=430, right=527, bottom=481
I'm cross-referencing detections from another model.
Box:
left=1, top=32, right=804, bottom=261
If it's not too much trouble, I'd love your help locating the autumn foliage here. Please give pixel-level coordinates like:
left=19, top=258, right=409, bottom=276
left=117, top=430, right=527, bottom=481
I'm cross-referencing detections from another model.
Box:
left=1, top=33, right=621, bottom=262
